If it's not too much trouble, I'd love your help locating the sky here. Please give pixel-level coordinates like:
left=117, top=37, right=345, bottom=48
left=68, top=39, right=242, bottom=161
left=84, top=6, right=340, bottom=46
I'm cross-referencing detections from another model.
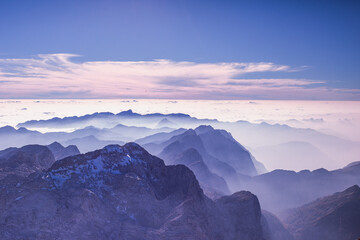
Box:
left=0, top=0, right=359, bottom=100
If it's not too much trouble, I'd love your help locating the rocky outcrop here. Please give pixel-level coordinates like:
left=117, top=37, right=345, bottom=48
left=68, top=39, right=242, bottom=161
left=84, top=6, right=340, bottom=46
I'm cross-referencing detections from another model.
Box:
left=0, top=145, right=55, bottom=179
left=215, top=191, right=264, bottom=239
left=0, top=143, right=268, bottom=240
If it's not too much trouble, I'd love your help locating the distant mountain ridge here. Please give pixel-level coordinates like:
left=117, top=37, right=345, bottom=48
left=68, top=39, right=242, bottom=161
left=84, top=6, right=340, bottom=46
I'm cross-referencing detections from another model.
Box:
left=240, top=161, right=360, bottom=213
left=0, top=124, right=172, bottom=152
left=16, top=110, right=198, bottom=130
left=15, top=109, right=360, bottom=170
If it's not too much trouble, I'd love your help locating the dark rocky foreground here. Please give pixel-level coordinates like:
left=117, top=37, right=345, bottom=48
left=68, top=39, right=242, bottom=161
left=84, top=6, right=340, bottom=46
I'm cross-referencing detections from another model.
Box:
left=0, top=143, right=289, bottom=240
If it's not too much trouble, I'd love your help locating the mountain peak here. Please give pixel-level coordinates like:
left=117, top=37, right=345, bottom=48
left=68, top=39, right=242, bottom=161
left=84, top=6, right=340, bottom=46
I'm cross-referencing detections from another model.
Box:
left=195, top=125, right=214, bottom=134
left=116, top=109, right=138, bottom=116
left=158, top=117, right=171, bottom=124
left=0, top=144, right=55, bottom=179
left=156, top=118, right=177, bottom=128
left=344, top=184, right=360, bottom=194
left=48, top=141, right=64, bottom=150
left=0, top=125, right=16, bottom=133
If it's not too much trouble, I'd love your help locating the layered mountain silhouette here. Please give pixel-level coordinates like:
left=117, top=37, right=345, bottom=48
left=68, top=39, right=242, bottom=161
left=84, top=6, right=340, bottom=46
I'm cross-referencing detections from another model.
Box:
left=15, top=110, right=360, bottom=170
left=142, top=125, right=263, bottom=193
left=0, top=109, right=359, bottom=239
left=0, top=125, right=171, bottom=152
left=47, top=142, right=80, bottom=160
left=63, top=135, right=124, bottom=153
left=155, top=118, right=178, bottom=128
left=240, top=161, right=360, bottom=213
left=136, top=128, right=187, bottom=145
left=281, top=185, right=360, bottom=240
left=162, top=147, right=231, bottom=197
left=17, top=110, right=198, bottom=130
left=0, top=143, right=289, bottom=240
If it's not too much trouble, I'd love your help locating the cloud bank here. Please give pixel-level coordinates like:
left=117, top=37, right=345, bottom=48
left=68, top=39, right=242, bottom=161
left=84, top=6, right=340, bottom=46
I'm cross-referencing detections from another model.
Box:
left=0, top=54, right=359, bottom=100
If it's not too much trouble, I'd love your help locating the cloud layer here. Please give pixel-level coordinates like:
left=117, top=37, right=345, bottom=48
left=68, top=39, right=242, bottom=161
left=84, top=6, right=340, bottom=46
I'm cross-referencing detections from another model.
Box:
left=0, top=54, right=359, bottom=100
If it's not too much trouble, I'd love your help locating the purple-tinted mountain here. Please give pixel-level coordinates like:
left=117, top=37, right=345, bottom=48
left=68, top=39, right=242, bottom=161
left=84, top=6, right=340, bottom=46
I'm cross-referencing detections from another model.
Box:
left=239, top=161, right=360, bottom=213
left=0, top=126, right=45, bottom=149
left=0, top=143, right=277, bottom=240
left=136, top=128, right=187, bottom=146
left=156, top=118, right=178, bottom=128
left=62, top=135, right=124, bottom=153
left=194, top=125, right=261, bottom=176
left=281, top=185, right=360, bottom=240
left=0, top=145, right=55, bottom=179
left=261, top=210, right=294, bottom=240
left=47, top=142, right=80, bottom=160
left=142, top=126, right=262, bottom=193
left=221, top=121, right=360, bottom=170
left=164, top=147, right=231, bottom=197
left=15, top=110, right=360, bottom=170
left=16, top=110, right=204, bottom=130
left=151, top=128, right=240, bottom=192
left=0, top=125, right=170, bottom=151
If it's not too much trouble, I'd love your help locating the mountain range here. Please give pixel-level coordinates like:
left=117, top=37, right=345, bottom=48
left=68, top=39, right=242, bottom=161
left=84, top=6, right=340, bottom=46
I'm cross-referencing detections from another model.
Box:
left=15, top=110, right=360, bottom=170
left=281, top=185, right=360, bottom=240
left=0, top=143, right=290, bottom=240
left=142, top=125, right=263, bottom=193
left=239, top=161, right=360, bottom=213
left=1, top=110, right=359, bottom=239
left=0, top=124, right=171, bottom=152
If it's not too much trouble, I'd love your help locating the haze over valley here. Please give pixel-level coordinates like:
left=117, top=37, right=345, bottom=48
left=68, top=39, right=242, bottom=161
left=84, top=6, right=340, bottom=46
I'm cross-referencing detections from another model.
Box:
left=1, top=0, right=359, bottom=239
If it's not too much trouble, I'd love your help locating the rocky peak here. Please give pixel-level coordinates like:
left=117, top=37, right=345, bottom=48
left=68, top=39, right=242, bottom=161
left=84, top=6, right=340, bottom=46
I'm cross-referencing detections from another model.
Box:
left=0, top=144, right=55, bottom=179
left=46, top=143, right=203, bottom=201
left=215, top=191, right=264, bottom=239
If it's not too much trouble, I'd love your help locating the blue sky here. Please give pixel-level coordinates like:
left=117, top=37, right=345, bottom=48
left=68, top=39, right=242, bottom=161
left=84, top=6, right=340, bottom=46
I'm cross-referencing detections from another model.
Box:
left=0, top=0, right=359, bottom=99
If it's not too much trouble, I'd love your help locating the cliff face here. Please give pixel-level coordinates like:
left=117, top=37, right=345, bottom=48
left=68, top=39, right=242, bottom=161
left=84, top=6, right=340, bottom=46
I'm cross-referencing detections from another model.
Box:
left=0, top=143, right=268, bottom=240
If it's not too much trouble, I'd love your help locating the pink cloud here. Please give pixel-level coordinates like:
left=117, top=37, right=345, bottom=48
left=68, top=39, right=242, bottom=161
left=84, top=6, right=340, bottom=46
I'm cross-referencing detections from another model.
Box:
left=0, top=54, right=359, bottom=100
